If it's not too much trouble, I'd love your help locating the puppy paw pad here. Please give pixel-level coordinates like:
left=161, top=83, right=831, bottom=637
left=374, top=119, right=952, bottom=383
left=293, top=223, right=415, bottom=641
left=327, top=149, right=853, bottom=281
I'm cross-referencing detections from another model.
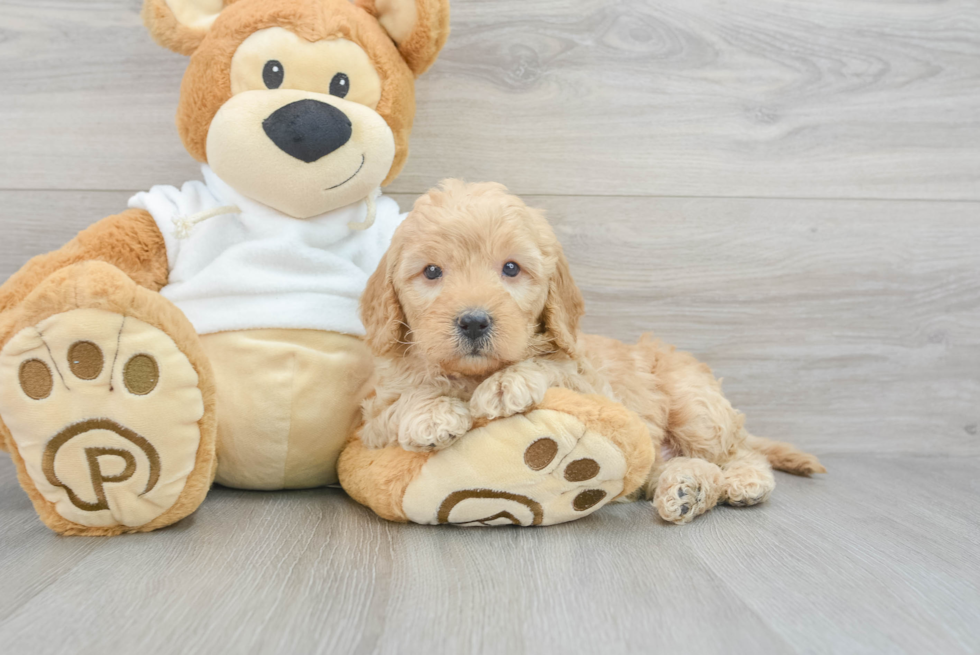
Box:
left=656, top=477, right=707, bottom=524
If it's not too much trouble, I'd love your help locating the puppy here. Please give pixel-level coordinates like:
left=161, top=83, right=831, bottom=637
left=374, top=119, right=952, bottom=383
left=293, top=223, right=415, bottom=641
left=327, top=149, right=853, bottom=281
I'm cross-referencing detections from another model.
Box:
left=359, top=180, right=825, bottom=523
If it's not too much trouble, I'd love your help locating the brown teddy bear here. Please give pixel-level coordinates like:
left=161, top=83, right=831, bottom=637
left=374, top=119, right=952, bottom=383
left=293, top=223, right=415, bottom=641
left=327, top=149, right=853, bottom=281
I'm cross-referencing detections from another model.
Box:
left=0, top=0, right=451, bottom=535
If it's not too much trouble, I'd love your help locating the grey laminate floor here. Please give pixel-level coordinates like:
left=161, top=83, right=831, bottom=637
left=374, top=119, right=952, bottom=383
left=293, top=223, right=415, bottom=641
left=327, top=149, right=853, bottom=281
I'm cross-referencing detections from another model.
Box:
left=1, top=1, right=978, bottom=654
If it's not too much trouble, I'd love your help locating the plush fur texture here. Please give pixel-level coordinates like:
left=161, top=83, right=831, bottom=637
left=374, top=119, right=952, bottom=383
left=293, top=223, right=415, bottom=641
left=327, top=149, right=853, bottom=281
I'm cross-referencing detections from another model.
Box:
left=0, top=261, right=217, bottom=536
left=355, top=0, right=450, bottom=76
left=338, top=387, right=653, bottom=521
left=0, top=209, right=171, bottom=466
left=147, top=0, right=437, bottom=185
left=0, top=209, right=168, bottom=325
left=338, top=428, right=435, bottom=521
left=142, top=0, right=233, bottom=57
left=537, top=388, right=654, bottom=501
left=359, top=180, right=826, bottom=524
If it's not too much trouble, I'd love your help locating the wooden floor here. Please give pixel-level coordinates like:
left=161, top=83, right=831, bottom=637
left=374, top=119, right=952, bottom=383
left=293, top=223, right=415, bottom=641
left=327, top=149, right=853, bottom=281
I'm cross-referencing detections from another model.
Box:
left=1, top=1, right=978, bottom=653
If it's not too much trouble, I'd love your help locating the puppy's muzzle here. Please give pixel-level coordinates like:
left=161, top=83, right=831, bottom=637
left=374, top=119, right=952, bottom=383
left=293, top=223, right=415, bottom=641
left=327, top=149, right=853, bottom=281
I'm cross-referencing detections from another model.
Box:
left=456, top=310, right=493, bottom=345
left=262, top=99, right=352, bottom=163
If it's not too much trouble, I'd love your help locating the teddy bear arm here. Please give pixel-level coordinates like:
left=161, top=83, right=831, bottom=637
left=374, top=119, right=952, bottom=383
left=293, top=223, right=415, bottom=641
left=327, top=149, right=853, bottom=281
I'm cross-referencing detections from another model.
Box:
left=0, top=208, right=168, bottom=319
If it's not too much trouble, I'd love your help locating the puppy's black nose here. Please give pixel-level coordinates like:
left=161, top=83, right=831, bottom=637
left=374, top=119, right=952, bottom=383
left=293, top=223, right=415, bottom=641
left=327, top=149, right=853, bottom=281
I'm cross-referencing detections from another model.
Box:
left=262, top=99, right=352, bottom=163
left=457, top=311, right=492, bottom=342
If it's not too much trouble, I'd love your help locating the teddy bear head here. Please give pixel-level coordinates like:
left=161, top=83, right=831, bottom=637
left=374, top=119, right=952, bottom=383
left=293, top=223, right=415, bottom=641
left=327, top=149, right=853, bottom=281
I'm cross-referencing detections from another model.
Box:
left=143, top=0, right=449, bottom=218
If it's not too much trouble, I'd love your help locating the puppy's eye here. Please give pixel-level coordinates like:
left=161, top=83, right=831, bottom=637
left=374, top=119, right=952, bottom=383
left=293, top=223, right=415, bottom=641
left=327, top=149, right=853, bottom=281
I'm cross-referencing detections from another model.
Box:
left=423, top=265, right=443, bottom=280
left=330, top=73, right=350, bottom=98
left=502, top=261, right=521, bottom=278
left=263, top=60, right=284, bottom=89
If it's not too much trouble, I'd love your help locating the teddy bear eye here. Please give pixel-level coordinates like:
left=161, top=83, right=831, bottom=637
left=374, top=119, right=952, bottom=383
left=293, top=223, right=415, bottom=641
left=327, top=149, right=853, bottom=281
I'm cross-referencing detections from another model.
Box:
left=330, top=73, right=350, bottom=99
left=263, top=60, right=284, bottom=89
left=423, top=265, right=442, bottom=280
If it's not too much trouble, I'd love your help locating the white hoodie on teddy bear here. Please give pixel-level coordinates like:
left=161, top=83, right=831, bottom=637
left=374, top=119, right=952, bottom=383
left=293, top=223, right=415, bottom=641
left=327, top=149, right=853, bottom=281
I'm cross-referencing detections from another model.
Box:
left=129, top=165, right=404, bottom=337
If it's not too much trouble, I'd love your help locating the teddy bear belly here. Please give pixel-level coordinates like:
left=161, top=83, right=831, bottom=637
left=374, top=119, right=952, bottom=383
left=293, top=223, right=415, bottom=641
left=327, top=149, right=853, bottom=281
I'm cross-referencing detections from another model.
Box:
left=199, top=328, right=374, bottom=490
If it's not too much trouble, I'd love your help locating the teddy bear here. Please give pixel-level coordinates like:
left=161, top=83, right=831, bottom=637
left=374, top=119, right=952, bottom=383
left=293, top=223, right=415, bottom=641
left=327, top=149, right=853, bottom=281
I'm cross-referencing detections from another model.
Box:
left=0, top=0, right=452, bottom=535
left=0, top=0, right=656, bottom=535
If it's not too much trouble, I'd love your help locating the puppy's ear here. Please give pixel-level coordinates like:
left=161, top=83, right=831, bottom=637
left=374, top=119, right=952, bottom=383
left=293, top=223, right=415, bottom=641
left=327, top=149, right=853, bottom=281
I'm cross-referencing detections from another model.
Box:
left=541, top=249, right=585, bottom=356
left=142, top=0, right=227, bottom=56
left=360, top=250, right=407, bottom=357
left=356, top=0, right=450, bottom=76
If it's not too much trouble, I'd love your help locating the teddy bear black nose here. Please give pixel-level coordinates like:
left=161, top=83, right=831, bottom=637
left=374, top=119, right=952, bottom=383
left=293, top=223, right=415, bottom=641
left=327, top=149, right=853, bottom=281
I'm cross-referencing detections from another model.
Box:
left=262, top=99, right=352, bottom=163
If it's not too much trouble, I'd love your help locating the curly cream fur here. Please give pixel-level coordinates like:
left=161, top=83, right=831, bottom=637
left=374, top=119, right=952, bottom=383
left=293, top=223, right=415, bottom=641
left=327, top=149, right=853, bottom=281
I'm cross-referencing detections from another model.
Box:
left=359, top=180, right=826, bottom=524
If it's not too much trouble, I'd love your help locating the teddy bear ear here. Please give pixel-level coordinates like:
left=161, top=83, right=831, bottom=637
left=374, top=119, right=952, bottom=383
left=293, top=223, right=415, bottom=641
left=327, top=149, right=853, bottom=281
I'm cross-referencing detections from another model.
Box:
left=356, top=0, right=450, bottom=76
left=141, top=0, right=227, bottom=56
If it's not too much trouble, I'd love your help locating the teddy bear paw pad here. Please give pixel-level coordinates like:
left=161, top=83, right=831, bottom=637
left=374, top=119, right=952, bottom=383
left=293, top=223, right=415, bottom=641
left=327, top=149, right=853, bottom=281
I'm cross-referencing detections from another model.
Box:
left=0, top=309, right=204, bottom=530
left=401, top=409, right=628, bottom=527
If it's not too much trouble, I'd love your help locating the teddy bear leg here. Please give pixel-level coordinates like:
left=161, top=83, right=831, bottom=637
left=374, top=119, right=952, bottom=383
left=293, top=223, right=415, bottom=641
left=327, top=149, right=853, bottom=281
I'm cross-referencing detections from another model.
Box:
left=198, top=329, right=374, bottom=491
left=0, top=261, right=216, bottom=535
left=340, top=389, right=655, bottom=527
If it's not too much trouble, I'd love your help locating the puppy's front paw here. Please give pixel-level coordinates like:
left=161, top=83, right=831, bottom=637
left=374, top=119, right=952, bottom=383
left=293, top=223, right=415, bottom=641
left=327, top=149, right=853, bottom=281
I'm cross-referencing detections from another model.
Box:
left=470, top=366, right=548, bottom=420
left=398, top=397, right=473, bottom=452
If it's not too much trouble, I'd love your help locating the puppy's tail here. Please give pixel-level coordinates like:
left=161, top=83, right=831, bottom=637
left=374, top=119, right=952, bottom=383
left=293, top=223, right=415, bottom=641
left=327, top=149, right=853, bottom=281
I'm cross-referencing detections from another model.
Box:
left=745, top=434, right=827, bottom=476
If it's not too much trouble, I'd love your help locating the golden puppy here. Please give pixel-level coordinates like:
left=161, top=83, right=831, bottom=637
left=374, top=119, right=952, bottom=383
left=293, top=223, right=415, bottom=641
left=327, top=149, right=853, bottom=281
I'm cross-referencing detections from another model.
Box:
left=359, top=180, right=825, bottom=523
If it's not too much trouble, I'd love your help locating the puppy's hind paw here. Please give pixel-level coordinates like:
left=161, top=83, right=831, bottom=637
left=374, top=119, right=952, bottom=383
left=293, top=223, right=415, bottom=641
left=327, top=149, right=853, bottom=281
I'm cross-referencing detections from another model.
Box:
left=655, top=477, right=708, bottom=524
left=652, top=459, right=724, bottom=525
left=398, top=397, right=473, bottom=452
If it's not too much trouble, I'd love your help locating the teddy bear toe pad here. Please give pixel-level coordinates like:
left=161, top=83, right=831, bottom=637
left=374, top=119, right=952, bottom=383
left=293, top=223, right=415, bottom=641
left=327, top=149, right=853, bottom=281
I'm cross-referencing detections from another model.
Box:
left=402, top=409, right=628, bottom=527
left=0, top=309, right=205, bottom=530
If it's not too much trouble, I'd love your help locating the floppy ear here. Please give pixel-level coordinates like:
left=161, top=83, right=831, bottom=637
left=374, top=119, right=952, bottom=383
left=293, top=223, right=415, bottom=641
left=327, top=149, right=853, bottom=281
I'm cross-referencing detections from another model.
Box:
left=142, top=0, right=227, bottom=56
left=360, top=250, right=408, bottom=357
left=541, top=249, right=585, bottom=356
left=356, top=0, right=450, bottom=76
